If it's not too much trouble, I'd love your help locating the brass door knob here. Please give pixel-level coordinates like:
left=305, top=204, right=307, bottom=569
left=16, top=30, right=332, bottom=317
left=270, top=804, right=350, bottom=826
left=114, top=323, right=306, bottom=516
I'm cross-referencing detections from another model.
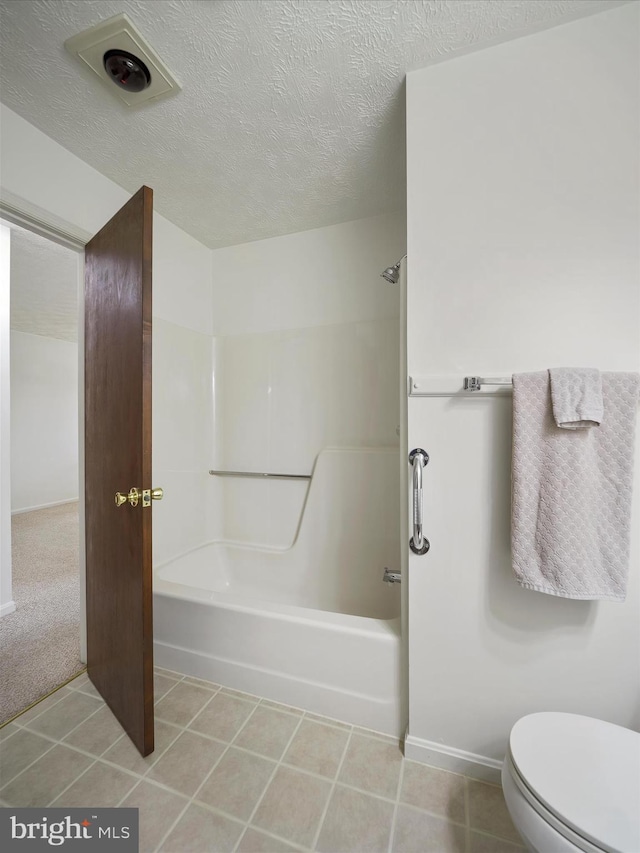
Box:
left=141, top=487, right=164, bottom=507
left=115, top=492, right=128, bottom=507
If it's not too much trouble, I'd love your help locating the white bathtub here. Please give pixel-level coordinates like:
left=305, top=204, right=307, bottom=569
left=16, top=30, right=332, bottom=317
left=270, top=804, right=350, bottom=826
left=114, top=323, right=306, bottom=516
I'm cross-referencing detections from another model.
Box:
left=153, top=448, right=403, bottom=735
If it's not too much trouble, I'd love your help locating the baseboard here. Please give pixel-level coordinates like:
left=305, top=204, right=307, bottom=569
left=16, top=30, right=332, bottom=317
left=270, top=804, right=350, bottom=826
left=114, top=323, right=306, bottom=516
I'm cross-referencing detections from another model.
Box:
left=404, top=732, right=503, bottom=783
left=11, top=498, right=79, bottom=516
left=0, top=600, right=16, bottom=618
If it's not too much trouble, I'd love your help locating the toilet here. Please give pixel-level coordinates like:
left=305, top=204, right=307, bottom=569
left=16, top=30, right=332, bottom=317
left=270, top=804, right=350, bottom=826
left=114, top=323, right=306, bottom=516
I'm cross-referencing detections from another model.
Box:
left=502, top=712, right=640, bottom=853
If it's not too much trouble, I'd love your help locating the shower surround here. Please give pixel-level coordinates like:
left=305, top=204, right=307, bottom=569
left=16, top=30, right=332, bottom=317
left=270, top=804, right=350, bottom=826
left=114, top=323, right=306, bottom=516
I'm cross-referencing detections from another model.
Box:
left=152, top=211, right=406, bottom=731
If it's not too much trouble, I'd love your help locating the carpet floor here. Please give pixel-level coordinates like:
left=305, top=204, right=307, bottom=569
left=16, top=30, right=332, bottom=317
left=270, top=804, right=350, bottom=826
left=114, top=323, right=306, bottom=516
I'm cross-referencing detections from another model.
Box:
left=1, top=502, right=84, bottom=723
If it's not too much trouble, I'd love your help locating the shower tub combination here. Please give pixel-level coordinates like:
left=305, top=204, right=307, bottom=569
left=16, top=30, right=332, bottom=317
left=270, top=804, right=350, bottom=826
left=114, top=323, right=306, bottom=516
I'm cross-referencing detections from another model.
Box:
left=153, top=447, right=402, bottom=735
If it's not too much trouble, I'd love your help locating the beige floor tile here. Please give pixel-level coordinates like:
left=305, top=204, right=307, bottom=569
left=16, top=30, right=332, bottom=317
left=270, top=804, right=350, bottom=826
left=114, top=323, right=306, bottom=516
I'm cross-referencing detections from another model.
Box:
left=196, top=746, right=276, bottom=821
left=120, top=780, right=189, bottom=853
left=234, top=706, right=300, bottom=760
left=400, top=761, right=467, bottom=824
left=316, top=784, right=395, bottom=852
left=24, top=691, right=103, bottom=740
left=283, top=719, right=349, bottom=779
left=0, top=744, right=93, bottom=806
left=154, top=681, right=215, bottom=727
left=188, top=692, right=256, bottom=742
left=0, top=728, right=54, bottom=787
left=470, top=830, right=526, bottom=852
left=338, top=733, right=403, bottom=798
left=392, top=805, right=467, bottom=853
left=147, top=730, right=225, bottom=797
left=159, top=802, right=244, bottom=852
left=154, top=673, right=182, bottom=702
left=14, top=687, right=73, bottom=724
left=63, top=705, right=127, bottom=756
left=236, top=827, right=301, bottom=852
left=50, top=761, right=138, bottom=807
left=102, top=720, right=182, bottom=775
left=252, top=766, right=331, bottom=848
left=468, top=780, right=523, bottom=844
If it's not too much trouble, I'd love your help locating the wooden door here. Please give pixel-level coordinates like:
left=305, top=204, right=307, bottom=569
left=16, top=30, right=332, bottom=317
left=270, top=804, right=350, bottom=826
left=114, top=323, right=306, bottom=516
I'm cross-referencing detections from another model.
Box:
left=84, top=186, right=154, bottom=756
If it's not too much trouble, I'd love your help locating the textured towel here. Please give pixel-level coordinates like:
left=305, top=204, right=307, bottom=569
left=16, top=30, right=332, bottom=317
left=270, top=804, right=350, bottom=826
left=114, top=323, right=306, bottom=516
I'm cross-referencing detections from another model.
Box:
left=511, top=371, right=640, bottom=600
left=549, top=367, right=603, bottom=429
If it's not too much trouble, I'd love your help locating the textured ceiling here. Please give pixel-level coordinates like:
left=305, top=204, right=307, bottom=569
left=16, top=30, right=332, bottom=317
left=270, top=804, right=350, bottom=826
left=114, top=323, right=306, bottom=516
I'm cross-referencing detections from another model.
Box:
left=10, top=227, right=79, bottom=343
left=0, top=0, right=628, bottom=249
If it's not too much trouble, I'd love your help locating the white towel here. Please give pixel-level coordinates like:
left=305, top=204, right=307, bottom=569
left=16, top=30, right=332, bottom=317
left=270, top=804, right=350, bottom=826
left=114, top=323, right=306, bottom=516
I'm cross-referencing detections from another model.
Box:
left=511, top=370, right=640, bottom=600
left=549, top=367, right=603, bottom=429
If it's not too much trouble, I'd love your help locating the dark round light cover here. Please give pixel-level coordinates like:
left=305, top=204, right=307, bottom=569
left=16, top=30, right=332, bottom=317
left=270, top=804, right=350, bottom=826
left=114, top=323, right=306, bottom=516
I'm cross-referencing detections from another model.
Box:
left=103, top=49, right=151, bottom=93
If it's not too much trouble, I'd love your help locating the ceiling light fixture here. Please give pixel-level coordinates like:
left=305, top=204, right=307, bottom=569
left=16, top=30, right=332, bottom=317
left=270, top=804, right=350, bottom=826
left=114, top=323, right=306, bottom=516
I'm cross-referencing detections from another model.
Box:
left=65, top=13, right=180, bottom=107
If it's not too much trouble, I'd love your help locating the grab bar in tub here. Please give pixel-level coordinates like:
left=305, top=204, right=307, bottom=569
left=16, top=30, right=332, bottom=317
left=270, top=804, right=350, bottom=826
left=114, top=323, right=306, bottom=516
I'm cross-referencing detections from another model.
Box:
left=409, top=448, right=430, bottom=555
left=209, top=470, right=311, bottom=480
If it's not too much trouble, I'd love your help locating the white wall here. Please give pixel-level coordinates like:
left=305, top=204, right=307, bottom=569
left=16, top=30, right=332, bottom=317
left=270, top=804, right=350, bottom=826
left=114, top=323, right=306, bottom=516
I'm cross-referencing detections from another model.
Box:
left=0, top=224, right=14, bottom=616
left=10, top=331, right=78, bottom=512
left=0, top=104, right=214, bottom=567
left=405, top=3, right=640, bottom=776
left=208, top=212, right=405, bottom=548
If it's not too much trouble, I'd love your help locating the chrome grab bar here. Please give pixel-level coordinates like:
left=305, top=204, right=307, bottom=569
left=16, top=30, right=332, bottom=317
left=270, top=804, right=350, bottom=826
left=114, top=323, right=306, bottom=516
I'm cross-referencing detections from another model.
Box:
left=409, top=448, right=430, bottom=555
left=209, top=470, right=311, bottom=480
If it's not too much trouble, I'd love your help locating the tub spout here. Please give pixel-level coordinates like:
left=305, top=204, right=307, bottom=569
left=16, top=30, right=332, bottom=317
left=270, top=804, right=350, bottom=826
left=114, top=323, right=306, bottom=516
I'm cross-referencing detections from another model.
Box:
left=383, top=568, right=401, bottom=584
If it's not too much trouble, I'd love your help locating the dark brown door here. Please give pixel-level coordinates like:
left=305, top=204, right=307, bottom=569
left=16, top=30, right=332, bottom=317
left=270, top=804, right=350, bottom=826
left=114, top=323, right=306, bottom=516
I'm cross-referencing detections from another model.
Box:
left=84, top=186, right=154, bottom=756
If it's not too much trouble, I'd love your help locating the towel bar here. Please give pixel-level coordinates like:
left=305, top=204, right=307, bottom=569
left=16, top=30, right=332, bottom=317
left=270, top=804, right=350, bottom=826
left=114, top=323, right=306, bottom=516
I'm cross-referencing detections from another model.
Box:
left=464, top=376, right=512, bottom=391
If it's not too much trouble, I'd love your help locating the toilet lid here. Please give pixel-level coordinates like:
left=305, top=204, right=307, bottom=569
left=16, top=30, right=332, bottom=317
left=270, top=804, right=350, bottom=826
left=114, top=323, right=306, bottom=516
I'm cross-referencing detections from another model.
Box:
left=509, top=713, right=640, bottom=853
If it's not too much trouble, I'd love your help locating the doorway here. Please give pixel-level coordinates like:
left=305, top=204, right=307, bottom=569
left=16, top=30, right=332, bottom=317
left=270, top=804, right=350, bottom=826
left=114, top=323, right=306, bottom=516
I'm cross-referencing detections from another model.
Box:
left=0, top=223, right=85, bottom=723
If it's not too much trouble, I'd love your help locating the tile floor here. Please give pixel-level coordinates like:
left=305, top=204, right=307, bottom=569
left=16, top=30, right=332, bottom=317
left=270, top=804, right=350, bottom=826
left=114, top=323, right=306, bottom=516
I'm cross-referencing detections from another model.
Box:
left=0, top=669, right=525, bottom=853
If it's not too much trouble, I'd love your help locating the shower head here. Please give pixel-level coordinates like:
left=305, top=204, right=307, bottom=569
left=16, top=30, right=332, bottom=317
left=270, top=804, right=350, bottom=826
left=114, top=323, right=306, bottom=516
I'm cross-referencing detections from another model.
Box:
left=381, top=264, right=400, bottom=284
left=380, top=255, right=406, bottom=284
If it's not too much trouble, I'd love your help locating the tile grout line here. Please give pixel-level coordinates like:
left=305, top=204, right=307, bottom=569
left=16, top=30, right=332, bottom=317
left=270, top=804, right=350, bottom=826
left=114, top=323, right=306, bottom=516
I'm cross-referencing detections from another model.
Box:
left=465, top=774, right=471, bottom=853
left=308, top=724, right=355, bottom=852
left=387, top=751, right=406, bottom=853
left=470, top=828, right=526, bottom=849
